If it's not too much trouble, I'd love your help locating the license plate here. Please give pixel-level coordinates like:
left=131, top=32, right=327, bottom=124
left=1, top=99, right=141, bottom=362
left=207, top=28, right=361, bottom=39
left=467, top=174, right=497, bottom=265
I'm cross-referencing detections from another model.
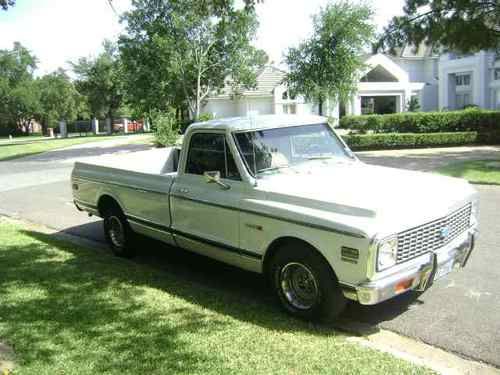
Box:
left=435, top=259, right=454, bottom=281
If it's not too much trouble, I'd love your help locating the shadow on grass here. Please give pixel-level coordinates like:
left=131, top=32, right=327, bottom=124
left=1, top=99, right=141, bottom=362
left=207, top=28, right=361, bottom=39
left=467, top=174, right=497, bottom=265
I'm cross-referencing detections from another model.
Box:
left=13, top=226, right=423, bottom=343
left=0, top=232, right=234, bottom=373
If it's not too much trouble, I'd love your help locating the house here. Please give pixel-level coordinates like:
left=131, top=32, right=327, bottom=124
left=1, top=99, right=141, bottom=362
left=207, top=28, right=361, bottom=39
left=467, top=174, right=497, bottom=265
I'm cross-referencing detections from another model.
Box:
left=201, top=48, right=500, bottom=120
left=201, top=66, right=318, bottom=118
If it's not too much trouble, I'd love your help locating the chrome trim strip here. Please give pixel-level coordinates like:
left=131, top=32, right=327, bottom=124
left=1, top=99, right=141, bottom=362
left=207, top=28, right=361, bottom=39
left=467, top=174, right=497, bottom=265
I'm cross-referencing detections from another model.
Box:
left=74, top=199, right=98, bottom=211
left=73, top=177, right=167, bottom=195
left=171, top=194, right=366, bottom=239
left=126, top=213, right=263, bottom=260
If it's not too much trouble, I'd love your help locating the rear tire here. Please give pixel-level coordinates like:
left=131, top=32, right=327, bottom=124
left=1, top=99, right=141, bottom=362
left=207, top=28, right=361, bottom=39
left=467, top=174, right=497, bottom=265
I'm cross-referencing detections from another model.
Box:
left=269, top=243, right=346, bottom=323
left=102, top=205, right=136, bottom=258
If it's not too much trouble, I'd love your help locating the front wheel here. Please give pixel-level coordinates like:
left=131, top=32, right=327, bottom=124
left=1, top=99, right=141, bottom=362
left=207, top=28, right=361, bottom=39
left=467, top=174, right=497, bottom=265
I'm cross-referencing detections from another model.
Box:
left=269, top=244, right=346, bottom=323
left=103, top=206, right=136, bottom=258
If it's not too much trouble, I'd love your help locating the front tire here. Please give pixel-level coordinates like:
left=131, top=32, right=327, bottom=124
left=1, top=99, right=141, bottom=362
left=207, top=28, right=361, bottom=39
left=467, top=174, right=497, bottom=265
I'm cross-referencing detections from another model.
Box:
left=102, top=206, right=136, bottom=258
left=269, top=243, right=346, bottom=323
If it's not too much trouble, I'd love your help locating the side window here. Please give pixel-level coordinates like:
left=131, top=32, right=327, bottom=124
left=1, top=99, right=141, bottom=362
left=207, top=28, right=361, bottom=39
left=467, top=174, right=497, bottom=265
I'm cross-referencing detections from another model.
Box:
left=185, top=133, right=241, bottom=180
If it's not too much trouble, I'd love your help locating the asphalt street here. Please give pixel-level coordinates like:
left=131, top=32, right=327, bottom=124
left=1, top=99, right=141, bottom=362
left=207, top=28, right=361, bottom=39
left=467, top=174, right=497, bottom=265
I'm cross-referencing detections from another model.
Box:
left=0, top=141, right=499, bottom=367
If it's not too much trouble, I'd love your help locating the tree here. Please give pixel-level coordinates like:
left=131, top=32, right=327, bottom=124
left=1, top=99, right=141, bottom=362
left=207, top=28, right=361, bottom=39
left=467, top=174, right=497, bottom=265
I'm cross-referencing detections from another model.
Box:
left=1, top=0, right=15, bottom=11
left=36, top=69, right=83, bottom=134
left=377, top=0, right=500, bottom=54
left=0, top=42, right=40, bottom=135
left=119, top=0, right=267, bottom=120
left=285, top=2, right=375, bottom=116
left=72, top=41, right=125, bottom=126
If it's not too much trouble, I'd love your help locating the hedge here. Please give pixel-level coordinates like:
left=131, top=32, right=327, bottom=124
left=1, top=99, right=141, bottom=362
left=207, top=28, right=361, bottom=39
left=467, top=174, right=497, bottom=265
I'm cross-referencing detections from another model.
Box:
left=339, top=109, right=500, bottom=134
left=341, top=132, right=486, bottom=151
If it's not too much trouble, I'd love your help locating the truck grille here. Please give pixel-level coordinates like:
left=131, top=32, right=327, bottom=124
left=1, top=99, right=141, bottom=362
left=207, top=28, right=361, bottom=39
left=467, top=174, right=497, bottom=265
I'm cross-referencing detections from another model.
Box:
left=396, top=203, right=472, bottom=264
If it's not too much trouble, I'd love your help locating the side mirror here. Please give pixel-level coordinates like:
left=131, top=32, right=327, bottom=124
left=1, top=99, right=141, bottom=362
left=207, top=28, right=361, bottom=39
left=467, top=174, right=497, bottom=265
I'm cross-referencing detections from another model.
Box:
left=203, top=171, right=230, bottom=190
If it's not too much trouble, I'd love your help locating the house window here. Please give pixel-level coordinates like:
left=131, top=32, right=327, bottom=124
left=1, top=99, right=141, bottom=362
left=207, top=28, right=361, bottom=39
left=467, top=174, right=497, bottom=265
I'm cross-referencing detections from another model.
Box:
left=283, top=104, right=297, bottom=114
left=455, top=74, right=471, bottom=87
left=282, top=91, right=296, bottom=100
left=494, top=68, right=500, bottom=81
left=456, top=93, right=471, bottom=109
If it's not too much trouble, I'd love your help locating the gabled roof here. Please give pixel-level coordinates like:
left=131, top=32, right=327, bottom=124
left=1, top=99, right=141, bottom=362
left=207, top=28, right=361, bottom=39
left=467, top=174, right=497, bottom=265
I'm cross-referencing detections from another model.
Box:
left=361, top=54, right=410, bottom=83
left=209, top=65, right=287, bottom=99
left=392, top=43, right=439, bottom=59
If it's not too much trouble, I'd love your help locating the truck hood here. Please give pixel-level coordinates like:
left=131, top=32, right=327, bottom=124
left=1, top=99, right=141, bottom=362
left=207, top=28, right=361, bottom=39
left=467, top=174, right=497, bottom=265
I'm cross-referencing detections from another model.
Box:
left=256, top=160, right=477, bottom=237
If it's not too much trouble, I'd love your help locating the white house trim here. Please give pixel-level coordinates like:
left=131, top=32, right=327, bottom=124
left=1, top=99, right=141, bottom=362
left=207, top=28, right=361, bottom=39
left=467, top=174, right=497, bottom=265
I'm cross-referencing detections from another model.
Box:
left=346, top=54, right=426, bottom=115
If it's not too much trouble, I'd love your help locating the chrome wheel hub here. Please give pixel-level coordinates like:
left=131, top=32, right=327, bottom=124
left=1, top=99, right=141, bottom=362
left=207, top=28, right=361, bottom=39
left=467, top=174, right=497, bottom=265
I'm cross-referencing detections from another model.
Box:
left=280, top=262, right=319, bottom=310
left=108, top=216, right=125, bottom=248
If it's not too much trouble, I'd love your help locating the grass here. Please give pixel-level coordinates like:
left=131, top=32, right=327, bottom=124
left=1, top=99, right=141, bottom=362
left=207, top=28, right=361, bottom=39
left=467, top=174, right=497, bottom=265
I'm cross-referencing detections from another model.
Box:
left=436, top=160, right=500, bottom=185
left=0, top=219, right=433, bottom=375
left=0, top=134, right=151, bottom=161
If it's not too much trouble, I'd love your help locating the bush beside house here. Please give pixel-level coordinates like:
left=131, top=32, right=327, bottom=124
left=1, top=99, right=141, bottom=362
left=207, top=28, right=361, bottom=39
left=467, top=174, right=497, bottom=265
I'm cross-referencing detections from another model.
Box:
left=339, top=109, right=500, bottom=150
left=339, top=109, right=500, bottom=134
left=342, top=132, right=479, bottom=151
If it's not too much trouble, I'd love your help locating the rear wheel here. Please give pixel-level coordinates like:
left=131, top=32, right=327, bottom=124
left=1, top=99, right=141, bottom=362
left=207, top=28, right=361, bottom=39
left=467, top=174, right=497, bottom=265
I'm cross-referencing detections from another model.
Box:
left=269, top=243, right=346, bottom=323
left=102, top=205, right=136, bottom=258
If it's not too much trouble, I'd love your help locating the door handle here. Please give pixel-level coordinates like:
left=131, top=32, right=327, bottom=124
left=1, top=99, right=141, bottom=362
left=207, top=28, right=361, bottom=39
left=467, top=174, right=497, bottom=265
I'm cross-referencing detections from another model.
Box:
left=178, top=188, right=189, bottom=194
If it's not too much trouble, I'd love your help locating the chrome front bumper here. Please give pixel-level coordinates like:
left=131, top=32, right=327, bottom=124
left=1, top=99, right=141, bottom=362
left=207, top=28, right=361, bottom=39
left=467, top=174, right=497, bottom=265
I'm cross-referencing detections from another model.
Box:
left=352, top=227, right=477, bottom=305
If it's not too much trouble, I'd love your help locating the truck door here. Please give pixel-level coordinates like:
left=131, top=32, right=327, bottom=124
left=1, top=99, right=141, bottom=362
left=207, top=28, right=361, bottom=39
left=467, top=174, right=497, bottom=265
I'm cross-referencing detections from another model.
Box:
left=170, top=131, right=244, bottom=262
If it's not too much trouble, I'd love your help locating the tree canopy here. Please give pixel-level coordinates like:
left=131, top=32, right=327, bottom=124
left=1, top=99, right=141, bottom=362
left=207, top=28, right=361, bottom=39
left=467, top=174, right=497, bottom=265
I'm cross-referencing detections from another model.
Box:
left=72, top=41, right=125, bottom=123
left=0, top=42, right=39, bottom=135
left=377, top=0, right=500, bottom=54
left=285, top=1, right=375, bottom=115
left=36, top=69, right=85, bottom=132
left=0, top=0, right=15, bottom=11
left=119, top=0, right=267, bottom=120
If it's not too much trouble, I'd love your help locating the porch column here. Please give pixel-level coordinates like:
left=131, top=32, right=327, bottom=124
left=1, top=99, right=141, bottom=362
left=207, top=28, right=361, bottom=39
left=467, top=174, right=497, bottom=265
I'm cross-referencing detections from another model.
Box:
left=123, top=118, right=129, bottom=133
left=352, top=96, right=362, bottom=116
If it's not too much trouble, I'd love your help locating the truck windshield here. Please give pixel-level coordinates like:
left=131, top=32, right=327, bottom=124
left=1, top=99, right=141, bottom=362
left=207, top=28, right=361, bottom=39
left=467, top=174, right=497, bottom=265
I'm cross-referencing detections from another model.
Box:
left=234, top=123, right=351, bottom=175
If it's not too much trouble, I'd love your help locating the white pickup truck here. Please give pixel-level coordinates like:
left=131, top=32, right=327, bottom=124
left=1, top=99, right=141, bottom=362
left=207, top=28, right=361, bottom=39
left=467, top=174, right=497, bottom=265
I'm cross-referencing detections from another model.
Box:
left=72, top=114, right=479, bottom=322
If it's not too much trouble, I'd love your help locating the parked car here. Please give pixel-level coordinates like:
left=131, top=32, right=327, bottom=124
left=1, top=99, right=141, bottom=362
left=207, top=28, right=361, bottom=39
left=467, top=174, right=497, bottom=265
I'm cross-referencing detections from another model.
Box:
left=72, top=115, right=479, bottom=322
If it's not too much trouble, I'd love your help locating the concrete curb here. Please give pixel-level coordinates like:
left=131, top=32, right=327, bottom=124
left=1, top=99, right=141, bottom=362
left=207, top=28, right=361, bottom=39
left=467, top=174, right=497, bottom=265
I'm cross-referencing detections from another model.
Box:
left=336, top=320, right=500, bottom=375
left=0, top=342, right=15, bottom=374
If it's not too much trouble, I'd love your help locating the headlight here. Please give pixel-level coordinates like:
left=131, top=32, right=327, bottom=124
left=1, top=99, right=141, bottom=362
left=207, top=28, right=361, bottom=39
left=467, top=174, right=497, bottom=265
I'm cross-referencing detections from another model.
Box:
left=377, top=236, right=398, bottom=271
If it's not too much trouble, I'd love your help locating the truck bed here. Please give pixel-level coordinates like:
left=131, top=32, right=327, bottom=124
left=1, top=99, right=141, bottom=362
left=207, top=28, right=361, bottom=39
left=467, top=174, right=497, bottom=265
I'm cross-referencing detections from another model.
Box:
left=75, top=147, right=180, bottom=175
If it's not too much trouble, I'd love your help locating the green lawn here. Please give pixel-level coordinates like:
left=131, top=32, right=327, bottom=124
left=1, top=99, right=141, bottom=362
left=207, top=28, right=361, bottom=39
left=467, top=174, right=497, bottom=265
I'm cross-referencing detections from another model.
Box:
left=0, top=219, right=432, bottom=375
left=0, top=134, right=151, bottom=161
left=436, top=160, right=500, bottom=185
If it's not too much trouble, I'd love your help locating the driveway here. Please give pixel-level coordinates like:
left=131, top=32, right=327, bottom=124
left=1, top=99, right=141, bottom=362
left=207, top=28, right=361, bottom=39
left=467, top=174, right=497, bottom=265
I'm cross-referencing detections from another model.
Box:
left=0, top=143, right=499, bottom=367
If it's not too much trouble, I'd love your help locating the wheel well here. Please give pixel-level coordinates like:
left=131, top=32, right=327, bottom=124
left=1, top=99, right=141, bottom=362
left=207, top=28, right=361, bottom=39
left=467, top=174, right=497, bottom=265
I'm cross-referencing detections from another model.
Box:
left=97, top=195, right=122, bottom=217
left=263, top=237, right=337, bottom=278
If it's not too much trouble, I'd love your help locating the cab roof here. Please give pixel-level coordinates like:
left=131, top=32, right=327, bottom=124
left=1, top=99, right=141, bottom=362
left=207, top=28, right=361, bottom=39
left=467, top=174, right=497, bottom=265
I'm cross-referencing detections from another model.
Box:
left=187, top=114, right=328, bottom=133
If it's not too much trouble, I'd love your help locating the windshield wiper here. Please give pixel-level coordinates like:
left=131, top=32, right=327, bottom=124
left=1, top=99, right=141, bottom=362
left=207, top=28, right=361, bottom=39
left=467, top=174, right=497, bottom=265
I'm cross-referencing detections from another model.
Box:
left=307, top=156, right=335, bottom=160
left=257, top=164, right=290, bottom=173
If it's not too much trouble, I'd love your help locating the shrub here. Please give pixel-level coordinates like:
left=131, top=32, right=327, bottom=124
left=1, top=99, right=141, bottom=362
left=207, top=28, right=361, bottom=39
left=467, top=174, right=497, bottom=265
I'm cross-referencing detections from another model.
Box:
left=339, top=109, right=500, bottom=134
left=152, top=111, right=180, bottom=147
left=341, top=132, right=480, bottom=151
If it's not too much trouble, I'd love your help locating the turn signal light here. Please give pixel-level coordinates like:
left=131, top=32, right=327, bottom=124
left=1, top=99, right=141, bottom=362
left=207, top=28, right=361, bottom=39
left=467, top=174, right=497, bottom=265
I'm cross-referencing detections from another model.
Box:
left=395, top=278, right=414, bottom=294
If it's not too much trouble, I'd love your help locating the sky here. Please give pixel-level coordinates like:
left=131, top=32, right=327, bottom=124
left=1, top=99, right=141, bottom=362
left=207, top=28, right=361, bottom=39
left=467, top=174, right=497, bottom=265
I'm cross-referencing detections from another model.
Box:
left=0, top=0, right=406, bottom=75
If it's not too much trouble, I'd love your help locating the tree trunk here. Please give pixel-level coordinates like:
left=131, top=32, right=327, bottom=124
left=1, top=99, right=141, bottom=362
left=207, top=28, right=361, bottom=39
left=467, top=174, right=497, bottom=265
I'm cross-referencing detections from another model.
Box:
left=108, top=111, right=114, bottom=135
left=318, top=97, right=324, bottom=116
left=195, top=69, right=201, bottom=120
left=41, top=119, right=49, bottom=136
